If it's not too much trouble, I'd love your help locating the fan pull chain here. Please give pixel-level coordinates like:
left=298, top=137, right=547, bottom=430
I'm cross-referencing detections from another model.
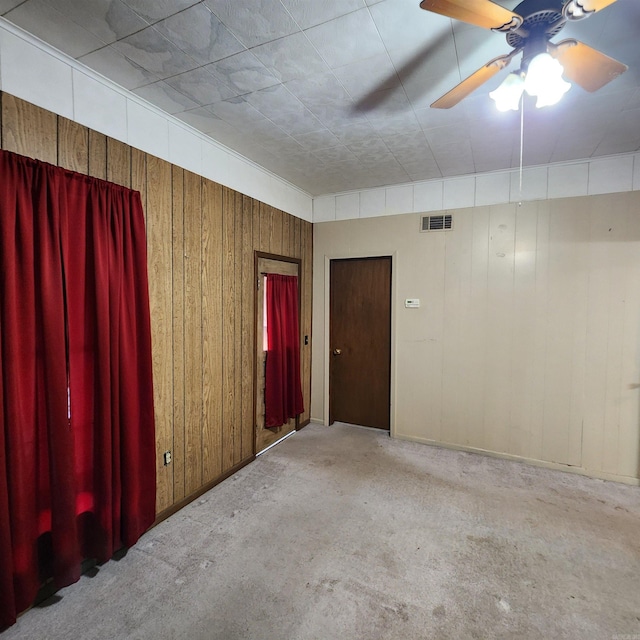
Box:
left=518, top=93, right=524, bottom=206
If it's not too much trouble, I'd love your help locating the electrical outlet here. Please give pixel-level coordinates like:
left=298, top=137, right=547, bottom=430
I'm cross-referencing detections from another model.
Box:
left=163, top=451, right=172, bottom=465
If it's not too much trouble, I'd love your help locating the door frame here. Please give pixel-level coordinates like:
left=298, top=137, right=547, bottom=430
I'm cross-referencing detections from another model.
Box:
left=323, top=251, right=397, bottom=436
left=254, top=251, right=304, bottom=455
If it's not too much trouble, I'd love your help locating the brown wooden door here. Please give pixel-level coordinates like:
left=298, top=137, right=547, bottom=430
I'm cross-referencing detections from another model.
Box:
left=330, top=256, right=391, bottom=430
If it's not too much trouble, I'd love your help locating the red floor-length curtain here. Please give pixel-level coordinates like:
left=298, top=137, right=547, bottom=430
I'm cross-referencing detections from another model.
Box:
left=265, top=274, right=304, bottom=428
left=0, top=149, right=156, bottom=629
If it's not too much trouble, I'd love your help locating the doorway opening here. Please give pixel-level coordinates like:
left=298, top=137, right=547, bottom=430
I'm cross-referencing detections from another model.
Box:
left=255, top=253, right=303, bottom=454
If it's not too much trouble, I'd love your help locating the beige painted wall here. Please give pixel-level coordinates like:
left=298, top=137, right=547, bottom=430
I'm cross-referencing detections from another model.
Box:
left=312, top=192, right=640, bottom=484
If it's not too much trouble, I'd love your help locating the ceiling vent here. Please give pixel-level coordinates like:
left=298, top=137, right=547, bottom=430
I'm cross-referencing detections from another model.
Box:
left=420, top=214, right=452, bottom=232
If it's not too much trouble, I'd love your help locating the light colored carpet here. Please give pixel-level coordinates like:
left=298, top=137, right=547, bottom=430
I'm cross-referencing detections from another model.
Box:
left=4, top=422, right=640, bottom=639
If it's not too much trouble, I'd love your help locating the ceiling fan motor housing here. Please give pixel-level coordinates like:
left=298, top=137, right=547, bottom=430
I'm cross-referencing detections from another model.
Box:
left=506, top=0, right=567, bottom=51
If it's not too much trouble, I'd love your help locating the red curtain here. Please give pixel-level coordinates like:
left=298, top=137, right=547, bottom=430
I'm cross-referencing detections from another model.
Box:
left=0, top=149, right=156, bottom=629
left=265, top=274, right=304, bottom=428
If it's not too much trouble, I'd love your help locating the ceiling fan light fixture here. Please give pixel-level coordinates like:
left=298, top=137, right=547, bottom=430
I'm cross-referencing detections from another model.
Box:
left=489, top=71, right=525, bottom=111
left=524, top=52, right=571, bottom=107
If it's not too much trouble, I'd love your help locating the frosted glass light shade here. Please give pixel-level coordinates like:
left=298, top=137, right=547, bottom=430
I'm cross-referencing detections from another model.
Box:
left=524, top=53, right=571, bottom=108
left=490, top=72, right=525, bottom=111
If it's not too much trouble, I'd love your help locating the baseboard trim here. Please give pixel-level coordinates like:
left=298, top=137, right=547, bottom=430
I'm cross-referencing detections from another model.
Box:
left=394, top=433, right=640, bottom=486
left=152, top=456, right=256, bottom=527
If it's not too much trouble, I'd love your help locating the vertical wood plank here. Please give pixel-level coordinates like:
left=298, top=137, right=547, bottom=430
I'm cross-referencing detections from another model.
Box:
left=88, top=130, right=107, bottom=181
left=282, top=213, right=291, bottom=258
left=293, top=216, right=301, bottom=260
left=222, top=187, right=237, bottom=472
left=233, top=192, right=244, bottom=466
left=106, top=137, right=131, bottom=188
left=172, top=166, right=186, bottom=503
left=259, top=203, right=271, bottom=253
left=57, top=117, right=88, bottom=174
left=202, top=180, right=224, bottom=483
left=1, top=94, right=57, bottom=163
left=131, top=148, right=147, bottom=227
left=184, top=170, right=203, bottom=493
left=270, top=207, right=283, bottom=255
left=146, top=156, right=174, bottom=514
left=241, top=196, right=254, bottom=460
left=251, top=199, right=260, bottom=251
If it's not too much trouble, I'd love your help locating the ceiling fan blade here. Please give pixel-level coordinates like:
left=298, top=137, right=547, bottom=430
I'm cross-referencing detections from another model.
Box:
left=419, top=0, right=522, bottom=32
left=550, top=39, right=627, bottom=92
left=566, top=0, right=618, bottom=15
left=431, top=54, right=515, bottom=108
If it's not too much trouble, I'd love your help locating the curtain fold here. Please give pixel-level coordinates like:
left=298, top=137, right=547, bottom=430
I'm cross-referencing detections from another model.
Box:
left=265, top=274, right=304, bottom=428
left=0, top=149, right=156, bottom=629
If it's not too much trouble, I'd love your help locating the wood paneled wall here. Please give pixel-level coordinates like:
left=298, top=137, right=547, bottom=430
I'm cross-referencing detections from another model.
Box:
left=0, top=92, right=313, bottom=516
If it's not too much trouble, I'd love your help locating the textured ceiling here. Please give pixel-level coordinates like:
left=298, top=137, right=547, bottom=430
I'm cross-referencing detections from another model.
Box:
left=2, top=0, right=639, bottom=196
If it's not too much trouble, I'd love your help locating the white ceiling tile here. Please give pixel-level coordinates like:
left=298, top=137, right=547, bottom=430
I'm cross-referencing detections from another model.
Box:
left=164, top=66, right=236, bottom=105
left=333, top=52, right=399, bottom=101
left=251, top=31, right=331, bottom=83
left=153, top=3, right=245, bottom=66
left=174, top=106, right=235, bottom=135
left=78, top=45, right=159, bottom=90
left=204, top=0, right=299, bottom=48
left=207, top=96, right=266, bottom=130
left=133, top=80, right=199, bottom=114
left=330, top=121, right=377, bottom=145
left=245, top=84, right=324, bottom=135
left=293, top=129, right=341, bottom=151
left=304, top=9, right=386, bottom=69
left=112, top=26, right=199, bottom=79
left=44, top=0, right=149, bottom=44
left=280, top=0, right=365, bottom=30
left=205, top=50, right=279, bottom=94
left=370, top=0, right=446, bottom=53
left=0, top=0, right=23, bottom=13
left=121, top=0, right=199, bottom=23
left=311, top=145, right=359, bottom=164
left=6, top=0, right=106, bottom=57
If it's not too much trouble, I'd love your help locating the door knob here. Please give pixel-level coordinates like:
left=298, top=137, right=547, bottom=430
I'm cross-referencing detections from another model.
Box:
left=333, top=348, right=342, bottom=355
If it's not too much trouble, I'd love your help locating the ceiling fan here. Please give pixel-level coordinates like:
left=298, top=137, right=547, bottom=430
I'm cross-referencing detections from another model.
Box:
left=420, top=0, right=628, bottom=109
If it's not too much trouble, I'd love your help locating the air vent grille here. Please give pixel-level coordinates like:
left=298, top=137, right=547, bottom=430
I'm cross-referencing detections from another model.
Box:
left=420, top=214, right=452, bottom=232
